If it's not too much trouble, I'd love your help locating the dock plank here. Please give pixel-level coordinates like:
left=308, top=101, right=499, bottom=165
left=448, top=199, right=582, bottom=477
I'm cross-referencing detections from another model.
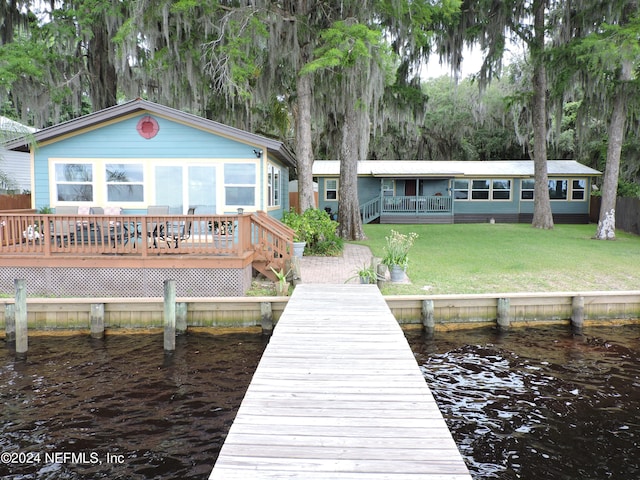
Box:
left=209, top=284, right=471, bottom=479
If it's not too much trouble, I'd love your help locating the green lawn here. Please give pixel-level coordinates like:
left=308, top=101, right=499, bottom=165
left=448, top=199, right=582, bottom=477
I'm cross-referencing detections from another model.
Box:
left=357, top=223, right=640, bottom=295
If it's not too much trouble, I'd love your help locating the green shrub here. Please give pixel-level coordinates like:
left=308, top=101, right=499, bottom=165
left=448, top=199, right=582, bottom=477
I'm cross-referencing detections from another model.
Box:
left=282, top=208, right=343, bottom=256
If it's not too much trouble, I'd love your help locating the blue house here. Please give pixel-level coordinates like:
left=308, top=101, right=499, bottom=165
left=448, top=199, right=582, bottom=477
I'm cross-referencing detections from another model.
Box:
left=313, top=160, right=601, bottom=224
left=0, top=100, right=296, bottom=297
left=5, top=99, right=296, bottom=218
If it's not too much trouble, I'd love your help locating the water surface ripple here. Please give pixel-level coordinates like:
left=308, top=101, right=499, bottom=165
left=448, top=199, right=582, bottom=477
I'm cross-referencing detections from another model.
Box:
left=0, top=332, right=267, bottom=479
left=407, top=325, right=640, bottom=480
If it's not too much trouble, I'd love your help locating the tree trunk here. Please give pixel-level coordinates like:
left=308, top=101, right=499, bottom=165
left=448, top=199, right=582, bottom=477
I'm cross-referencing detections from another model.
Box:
left=530, top=0, right=554, bottom=230
left=337, top=101, right=365, bottom=240
left=295, top=70, right=316, bottom=212
left=595, top=59, right=630, bottom=240
left=87, top=23, right=117, bottom=110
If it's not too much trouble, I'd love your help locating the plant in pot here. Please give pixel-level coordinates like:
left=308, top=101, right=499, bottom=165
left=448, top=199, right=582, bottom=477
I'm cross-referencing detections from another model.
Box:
left=282, top=209, right=310, bottom=258
left=382, top=230, right=419, bottom=282
left=346, top=262, right=377, bottom=284
left=270, top=266, right=291, bottom=296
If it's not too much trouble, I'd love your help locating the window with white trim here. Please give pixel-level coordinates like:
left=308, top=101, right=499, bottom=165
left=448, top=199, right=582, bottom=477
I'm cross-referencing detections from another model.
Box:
left=492, top=179, right=511, bottom=200
left=549, top=179, right=568, bottom=200
left=572, top=179, right=586, bottom=200
left=54, top=163, right=94, bottom=202
left=381, top=179, right=395, bottom=196
left=471, top=180, right=490, bottom=200
left=267, top=164, right=281, bottom=207
left=453, top=179, right=469, bottom=199
left=106, top=163, right=144, bottom=202
left=521, top=179, right=535, bottom=200
left=224, top=163, right=256, bottom=206
left=325, top=178, right=338, bottom=200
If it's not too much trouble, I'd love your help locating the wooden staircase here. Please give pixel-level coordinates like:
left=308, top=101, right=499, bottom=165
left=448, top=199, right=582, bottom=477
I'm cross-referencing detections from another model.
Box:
left=250, top=211, right=294, bottom=281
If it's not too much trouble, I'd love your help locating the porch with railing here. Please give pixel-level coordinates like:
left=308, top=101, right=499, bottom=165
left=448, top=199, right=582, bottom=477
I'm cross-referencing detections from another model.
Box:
left=0, top=211, right=293, bottom=281
left=361, top=195, right=453, bottom=224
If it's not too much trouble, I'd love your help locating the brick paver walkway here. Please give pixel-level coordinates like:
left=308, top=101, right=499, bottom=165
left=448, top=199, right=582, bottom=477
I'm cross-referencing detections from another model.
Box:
left=298, top=243, right=377, bottom=284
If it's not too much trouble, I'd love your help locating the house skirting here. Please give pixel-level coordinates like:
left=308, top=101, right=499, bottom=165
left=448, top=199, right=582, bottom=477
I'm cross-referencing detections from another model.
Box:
left=1, top=265, right=253, bottom=297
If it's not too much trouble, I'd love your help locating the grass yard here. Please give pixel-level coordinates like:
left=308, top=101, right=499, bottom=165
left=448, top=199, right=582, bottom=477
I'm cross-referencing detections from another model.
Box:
left=358, top=223, right=640, bottom=295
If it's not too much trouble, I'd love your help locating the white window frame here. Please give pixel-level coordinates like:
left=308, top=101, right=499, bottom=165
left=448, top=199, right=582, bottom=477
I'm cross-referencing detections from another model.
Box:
left=224, top=163, right=257, bottom=207
left=381, top=179, right=395, bottom=196
left=453, top=179, right=469, bottom=200
left=267, top=163, right=281, bottom=207
left=53, top=162, right=95, bottom=204
left=105, top=162, right=145, bottom=203
left=325, top=178, right=339, bottom=201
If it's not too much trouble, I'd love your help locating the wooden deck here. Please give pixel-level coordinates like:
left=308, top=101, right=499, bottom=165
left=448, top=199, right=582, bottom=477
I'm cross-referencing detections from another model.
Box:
left=210, top=284, right=472, bottom=479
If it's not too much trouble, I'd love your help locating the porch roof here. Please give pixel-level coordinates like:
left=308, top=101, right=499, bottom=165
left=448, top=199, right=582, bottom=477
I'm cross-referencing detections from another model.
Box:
left=3, top=99, right=297, bottom=169
left=312, top=160, right=601, bottom=177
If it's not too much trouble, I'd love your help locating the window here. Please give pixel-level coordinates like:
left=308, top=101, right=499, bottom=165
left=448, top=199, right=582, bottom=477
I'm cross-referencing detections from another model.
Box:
left=268, top=164, right=281, bottom=207
left=549, top=179, right=568, bottom=200
left=521, top=179, right=535, bottom=200
left=325, top=179, right=338, bottom=200
left=453, top=179, right=469, bottom=199
left=572, top=179, right=586, bottom=200
left=492, top=180, right=511, bottom=200
left=106, top=163, right=144, bottom=202
left=471, top=180, right=490, bottom=200
left=55, top=163, right=94, bottom=202
left=224, top=163, right=256, bottom=206
left=381, top=179, right=395, bottom=196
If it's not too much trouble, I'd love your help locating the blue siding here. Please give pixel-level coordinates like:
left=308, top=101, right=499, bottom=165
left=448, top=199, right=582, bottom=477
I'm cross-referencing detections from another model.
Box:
left=39, top=115, right=255, bottom=159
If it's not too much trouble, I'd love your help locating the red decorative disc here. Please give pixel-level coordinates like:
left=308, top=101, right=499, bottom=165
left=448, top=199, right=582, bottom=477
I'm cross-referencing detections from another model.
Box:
left=136, top=116, right=159, bottom=139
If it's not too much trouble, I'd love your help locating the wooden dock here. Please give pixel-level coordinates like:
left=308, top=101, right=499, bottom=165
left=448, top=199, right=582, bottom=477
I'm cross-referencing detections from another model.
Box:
left=210, top=284, right=472, bottom=479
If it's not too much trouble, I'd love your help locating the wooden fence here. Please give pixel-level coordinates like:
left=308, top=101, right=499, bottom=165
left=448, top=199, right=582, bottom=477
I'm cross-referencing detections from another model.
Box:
left=0, top=193, right=31, bottom=211
left=590, top=196, right=640, bottom=235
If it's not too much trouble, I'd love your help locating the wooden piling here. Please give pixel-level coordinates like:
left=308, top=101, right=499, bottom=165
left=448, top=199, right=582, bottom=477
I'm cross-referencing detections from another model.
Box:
left=15, top=279, right=27, bottom=356
left=5, top=303, right=15, bottom=344
left=90, top=303, right=105, bottom=339
left=497, top=297, right=511, bottom=330
left=176, top=302, right=188, bottom=334
left=571, top=295, right=585, bottom=330
left=164, top=280, right=176, bottom=351
left=421, top=299, right=435, bottom=330
left=260, top=301, right=274, bottom=334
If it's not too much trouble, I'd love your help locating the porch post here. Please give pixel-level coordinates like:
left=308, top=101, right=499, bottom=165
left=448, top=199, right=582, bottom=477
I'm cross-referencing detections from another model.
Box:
left=164, top=279, right=176, bottom=351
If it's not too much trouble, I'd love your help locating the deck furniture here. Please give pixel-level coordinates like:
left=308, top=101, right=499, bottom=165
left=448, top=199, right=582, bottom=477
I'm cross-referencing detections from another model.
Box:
left=160, top=207, right=195, bottom=248
left=50, top=206, right=78, bottom=246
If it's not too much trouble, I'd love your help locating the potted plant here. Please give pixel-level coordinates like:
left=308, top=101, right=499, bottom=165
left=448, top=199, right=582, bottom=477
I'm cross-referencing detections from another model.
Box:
left=346, top=262, right=378, bottom=284
left=282, top=209, right=310, bottom=258
left=382, top=230, right=419, bottom=282
left=270, top=266, right=291, bottom=296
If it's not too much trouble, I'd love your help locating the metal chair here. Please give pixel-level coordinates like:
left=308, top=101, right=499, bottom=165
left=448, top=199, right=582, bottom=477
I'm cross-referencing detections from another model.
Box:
left=51, top=206, right=78, bottom=246
left=161, top=207, right=195, bottom=248
left=145, top=205, right=170, bottom=247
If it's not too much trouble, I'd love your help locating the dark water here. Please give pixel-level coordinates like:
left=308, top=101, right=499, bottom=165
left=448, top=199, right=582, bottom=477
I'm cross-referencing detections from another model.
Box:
left=0, top=332, right=267, bottom=479
left=406, top=325, right=640, bottom=480
left=3, top=326, right=640, bottom=480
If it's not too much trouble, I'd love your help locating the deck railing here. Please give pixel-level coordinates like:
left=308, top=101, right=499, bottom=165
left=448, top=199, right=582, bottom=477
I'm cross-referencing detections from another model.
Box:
left=382, top=195, right=452, bottom=214
left=0, top=212, right=289, bottom=260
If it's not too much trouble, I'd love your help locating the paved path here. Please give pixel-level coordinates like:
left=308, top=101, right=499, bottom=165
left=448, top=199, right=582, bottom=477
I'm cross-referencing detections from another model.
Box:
left=298, top=243, right=377, bottom=284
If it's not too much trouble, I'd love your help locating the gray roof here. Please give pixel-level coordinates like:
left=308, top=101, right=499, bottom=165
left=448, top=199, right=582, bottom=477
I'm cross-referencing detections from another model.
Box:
left=312, top=160, right=601, bottom=177
left=4, top=99, right=296, bottom=168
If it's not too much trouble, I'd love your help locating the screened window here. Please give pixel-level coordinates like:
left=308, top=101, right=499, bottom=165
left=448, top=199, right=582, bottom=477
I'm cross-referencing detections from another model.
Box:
left=521, top=179, right=535, bottom=200
left=453, top=179, right=469, bottom=200
left=224, top=163, right=256, bottom=206
left=268, top=164, right=281, bottom=207
left=471, top=180, right=490, bottom=200
left=325, top=179, right=338, bottom=200
left=549, top=179, right=568, bottom=200
left=572, top=179, right=586, bottom=200
left=54, top=163, right=94, bottom=202
left=106, top=163, right=144, bottom=202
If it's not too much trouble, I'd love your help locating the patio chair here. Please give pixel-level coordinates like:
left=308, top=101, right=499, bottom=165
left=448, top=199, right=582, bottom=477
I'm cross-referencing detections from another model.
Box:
left=91, top=206, right=123, bottom=246
left=51, top=206, right=78, bottom=246
left=145, top=205, right=170, bottom=247
left=161, top=207, right=195, bottom=248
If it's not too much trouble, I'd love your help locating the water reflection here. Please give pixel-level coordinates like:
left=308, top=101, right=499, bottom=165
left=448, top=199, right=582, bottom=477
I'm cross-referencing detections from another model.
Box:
left=0, top=332, right=267, bottom=479
left=407, top=325, right=640, bottom=480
